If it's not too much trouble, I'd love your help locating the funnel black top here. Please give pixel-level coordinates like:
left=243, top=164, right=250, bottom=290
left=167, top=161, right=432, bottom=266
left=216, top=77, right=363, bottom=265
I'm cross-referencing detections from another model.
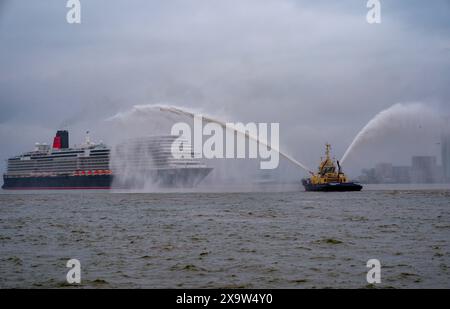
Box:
left=56, top=130, right=69, bottom=149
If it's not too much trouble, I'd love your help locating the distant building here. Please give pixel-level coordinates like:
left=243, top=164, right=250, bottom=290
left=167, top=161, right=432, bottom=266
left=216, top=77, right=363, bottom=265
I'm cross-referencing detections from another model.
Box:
left=358, top=168, right=377, bottom=183
left=374, top=163, right=394, bottom=183
left=359, top=164, right=411, bottom=184
left=411, top=156, right=438, bottom=184
left=442, top=120, right=450, bottom=183
left=392, top=166, right=411, bottom=184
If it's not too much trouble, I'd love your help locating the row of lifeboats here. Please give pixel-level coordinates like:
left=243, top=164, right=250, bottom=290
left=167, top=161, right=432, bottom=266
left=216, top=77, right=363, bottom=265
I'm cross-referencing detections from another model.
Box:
left=73, top=170, right=113, bottom=176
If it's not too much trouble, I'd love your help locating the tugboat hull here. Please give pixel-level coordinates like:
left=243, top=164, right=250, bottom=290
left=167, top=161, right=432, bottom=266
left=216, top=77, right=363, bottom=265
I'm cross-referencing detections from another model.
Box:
left=302, top=180, right=363, bottom=192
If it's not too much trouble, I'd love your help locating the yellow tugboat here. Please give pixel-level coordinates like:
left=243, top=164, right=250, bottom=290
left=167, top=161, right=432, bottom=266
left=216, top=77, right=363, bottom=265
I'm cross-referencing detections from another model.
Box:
left=302, top=144, right=362, bottom=192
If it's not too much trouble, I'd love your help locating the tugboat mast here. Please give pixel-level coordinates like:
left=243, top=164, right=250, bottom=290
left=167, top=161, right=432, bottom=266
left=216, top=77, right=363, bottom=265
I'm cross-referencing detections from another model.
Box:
left=325, top=143, right=331, bottom=161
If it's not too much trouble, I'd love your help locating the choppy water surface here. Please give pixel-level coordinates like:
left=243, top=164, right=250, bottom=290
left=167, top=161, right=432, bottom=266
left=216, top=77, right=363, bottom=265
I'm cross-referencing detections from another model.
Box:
left=0, top=188, right=449, bottom=288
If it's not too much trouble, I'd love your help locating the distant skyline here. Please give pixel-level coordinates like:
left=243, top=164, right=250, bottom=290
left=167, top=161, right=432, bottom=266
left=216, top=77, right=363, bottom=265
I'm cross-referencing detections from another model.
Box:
left=360, top=154, right=446, bottom=184
left=1, top=1, right=450, bottom=177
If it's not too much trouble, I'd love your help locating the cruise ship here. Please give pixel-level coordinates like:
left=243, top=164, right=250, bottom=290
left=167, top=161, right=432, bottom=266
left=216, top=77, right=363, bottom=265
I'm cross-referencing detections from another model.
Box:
left=2, top=130, right=212, bottom=190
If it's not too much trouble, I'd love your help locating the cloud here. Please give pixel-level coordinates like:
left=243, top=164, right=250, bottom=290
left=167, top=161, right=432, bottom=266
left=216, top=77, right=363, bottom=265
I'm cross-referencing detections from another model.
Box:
left=0, top=0, right=449, bottom=177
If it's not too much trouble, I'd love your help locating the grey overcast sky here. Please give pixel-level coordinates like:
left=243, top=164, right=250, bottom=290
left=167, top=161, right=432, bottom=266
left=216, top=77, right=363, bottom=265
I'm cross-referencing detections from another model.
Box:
left=0, top=0, right=449, bottom=176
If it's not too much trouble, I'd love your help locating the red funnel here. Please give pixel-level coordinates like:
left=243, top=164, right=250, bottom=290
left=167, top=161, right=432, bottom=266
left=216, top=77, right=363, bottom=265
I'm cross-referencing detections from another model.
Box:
left=52, top=135, right=61, bottom=149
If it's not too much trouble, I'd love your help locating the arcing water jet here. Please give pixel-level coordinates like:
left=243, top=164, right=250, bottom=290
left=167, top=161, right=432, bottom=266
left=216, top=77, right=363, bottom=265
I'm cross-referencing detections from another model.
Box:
left=341, top=102, right=441, bottom=164
left=157, top=105, right=314, bottom=174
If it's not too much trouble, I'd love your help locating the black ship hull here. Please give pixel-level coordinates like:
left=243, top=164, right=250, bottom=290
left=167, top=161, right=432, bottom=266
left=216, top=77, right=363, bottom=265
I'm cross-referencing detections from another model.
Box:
left=2, top=175, right=112, bottom=190
left=2, top=168, right=212, bottom=190
left=302, top=179, right=363, bottom=192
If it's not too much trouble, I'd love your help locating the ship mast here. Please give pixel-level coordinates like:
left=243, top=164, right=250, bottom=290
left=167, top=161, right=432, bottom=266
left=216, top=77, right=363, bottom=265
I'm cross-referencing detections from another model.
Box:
left=325, top=143, right=331, bottom=161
